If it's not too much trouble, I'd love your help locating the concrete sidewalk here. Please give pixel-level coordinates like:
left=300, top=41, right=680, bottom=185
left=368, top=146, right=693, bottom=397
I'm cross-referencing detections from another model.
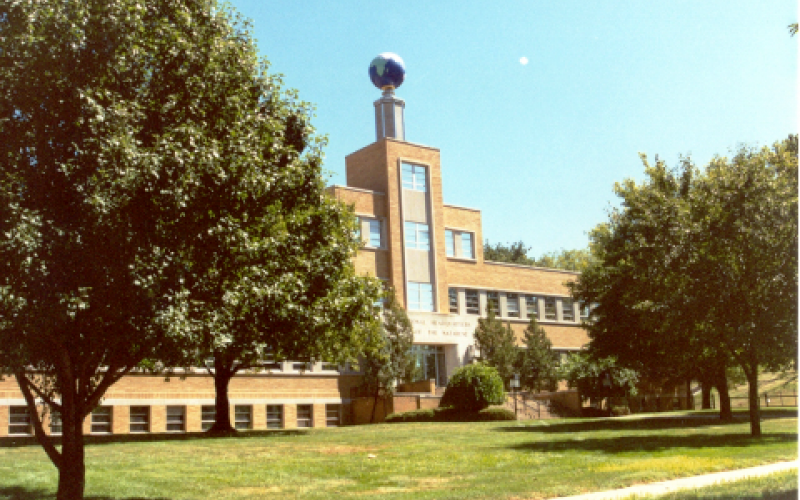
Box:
left=555, top=460, right=798, bottom=500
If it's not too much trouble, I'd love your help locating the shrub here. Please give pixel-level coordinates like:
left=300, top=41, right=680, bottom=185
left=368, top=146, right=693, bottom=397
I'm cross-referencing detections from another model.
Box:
left=440, top=363, right=505, bottom=412
left=384, top=406, right=516, bottom=423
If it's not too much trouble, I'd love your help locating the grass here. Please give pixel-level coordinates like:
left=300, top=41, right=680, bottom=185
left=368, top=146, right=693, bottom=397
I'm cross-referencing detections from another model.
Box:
left=623, top=470, right=798, bottom=499
left=0, top=410, right=796, bottom=500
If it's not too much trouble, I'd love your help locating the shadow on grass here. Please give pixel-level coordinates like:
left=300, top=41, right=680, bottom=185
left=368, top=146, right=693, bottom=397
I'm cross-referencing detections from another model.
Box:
left=0, top=429, right=309, bottom=449
left=507, top=431, right=797, bottom=454
left=0, top=485, right=171, bottom=500
left=496, top=411, right=797, bottom=435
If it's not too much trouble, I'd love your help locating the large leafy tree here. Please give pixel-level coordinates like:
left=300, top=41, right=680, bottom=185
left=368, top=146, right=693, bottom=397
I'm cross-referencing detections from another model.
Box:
left=0, top=0, right=380, bottom=497
left=571, top=137, right=797, bottom=436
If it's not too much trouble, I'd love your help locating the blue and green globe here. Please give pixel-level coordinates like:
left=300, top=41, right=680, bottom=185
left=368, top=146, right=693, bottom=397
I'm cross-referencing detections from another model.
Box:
left=369, top=53, right=405, bottom=90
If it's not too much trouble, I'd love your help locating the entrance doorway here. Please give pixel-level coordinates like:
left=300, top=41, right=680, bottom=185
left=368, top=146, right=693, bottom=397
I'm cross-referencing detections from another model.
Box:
left=411, top=345, right=448, bottom=387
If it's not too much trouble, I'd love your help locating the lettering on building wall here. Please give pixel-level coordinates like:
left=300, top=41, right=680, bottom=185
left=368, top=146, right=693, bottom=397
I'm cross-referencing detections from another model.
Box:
left=407, top=313, right=478, bottom=340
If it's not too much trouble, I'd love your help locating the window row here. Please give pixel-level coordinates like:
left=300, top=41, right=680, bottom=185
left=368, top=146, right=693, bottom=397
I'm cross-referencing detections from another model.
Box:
left=448, top=288, right=590, bottom=323
left=356, top=218, right=478, bottom=261
left=5, top=404, right=342, bottom=435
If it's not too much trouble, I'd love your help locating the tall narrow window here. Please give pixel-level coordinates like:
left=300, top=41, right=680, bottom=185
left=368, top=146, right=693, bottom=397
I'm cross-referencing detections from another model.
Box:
left=404, top=222, right=430, bottom=251
left=487, top=291, right=499, bottom=315
left=448, top=288, right=459, bottom=313
left=506, top=293, right=519, bottom=318
left=407, top=282, right=434, bottom=311
left=461, top=232, right=474, bottom=259
left=465, top=289, right=480, bottom=315
left=402, top=163, right=427, bottom=192
left=166, top=406, right=185, bottom=432
left=9, top=407, right=31, bottom=435
left=326, top=405, right=341, bottom=427
left=267, top=405, right=283, bottom=429
left=525, top=295, right=539, bottom=319
left=201, top=405, right=216, bottom=431
left=544, top=297, right=557, bottom=321
left=234, top=405, right=252, bottom=430
left=91, top=407, right=112, bottom=434
left=445, top=230, right=455, bottom=257
left=130, top=406, right=150, bottom=433
left=297, top=404, right=313, bottom=428
left=368, top=219, right=383, bottom=248
left=49, top=410, right=62, bottom=435
left=561, top=298, right=575, bottom=322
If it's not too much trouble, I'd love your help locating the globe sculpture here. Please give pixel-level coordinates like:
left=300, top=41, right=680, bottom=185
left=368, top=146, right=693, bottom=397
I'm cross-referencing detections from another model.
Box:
left=369, top=53, right=405, bottom=90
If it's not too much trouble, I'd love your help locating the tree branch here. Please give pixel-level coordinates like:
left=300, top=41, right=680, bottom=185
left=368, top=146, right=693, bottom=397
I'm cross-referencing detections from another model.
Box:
left=15, top=370, right=62, bottom=469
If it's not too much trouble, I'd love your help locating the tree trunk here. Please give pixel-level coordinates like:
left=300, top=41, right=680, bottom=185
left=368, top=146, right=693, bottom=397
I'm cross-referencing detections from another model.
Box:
left=746, top=368, right=761, bottom=437
left=57, top=413, right=85, bottom=500
left=714, top=368, right=733, bottom=420
left=209, top=355, right=235, bottom=433
left=701, top=381, right=712, bottom=409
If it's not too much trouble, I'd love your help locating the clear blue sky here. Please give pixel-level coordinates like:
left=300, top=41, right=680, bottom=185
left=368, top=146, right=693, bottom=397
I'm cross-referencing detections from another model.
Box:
left=229, top=0, right=796, bottom=258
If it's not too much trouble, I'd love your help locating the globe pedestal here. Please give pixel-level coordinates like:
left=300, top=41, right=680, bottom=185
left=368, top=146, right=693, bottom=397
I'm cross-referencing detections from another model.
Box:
left=374, top=89, right=405, bottom=141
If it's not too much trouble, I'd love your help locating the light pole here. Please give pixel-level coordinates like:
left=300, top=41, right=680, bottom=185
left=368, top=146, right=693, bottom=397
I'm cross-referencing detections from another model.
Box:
left=511, top=374, right=520, bottom=418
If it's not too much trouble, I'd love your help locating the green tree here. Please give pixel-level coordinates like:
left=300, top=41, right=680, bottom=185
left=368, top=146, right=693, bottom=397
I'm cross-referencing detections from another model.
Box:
left=534, top=248, right=596, bottom=272
left=560, top=353, right=639, bottom=408
left=473, top=309, right=518, bottom=388
left=516, top=317, right=558, bottom=392
left=0, top=0, right=381, bottom=497
left=482, top=241, right=595, bottom=272
left=570, top=137, right=797, bottom=436
left=483, top=240, right=536, bottom=265
left=362, top=289, right=415, bottom=422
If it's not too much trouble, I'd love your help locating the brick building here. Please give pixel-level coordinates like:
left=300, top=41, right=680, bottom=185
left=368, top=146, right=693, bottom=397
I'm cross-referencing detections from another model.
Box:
left=0, top=59, right=588, bottom=437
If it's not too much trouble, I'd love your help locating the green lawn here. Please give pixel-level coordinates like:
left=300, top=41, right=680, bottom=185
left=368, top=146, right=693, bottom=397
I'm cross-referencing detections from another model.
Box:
left=0, top=410, right=796, bottom=500
left=624, top=470, right=798, bottom=500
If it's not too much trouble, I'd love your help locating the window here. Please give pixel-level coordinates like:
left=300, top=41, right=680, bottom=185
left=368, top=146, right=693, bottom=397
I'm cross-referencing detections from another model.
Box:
left=407, top=282, right=434, bottom=311
left=49, top=410, right=62, bottom=435
left=580, top=302, right=592, bottom=321
left=465, top=289, right=480, bottom=315
left=448, top=288, right=459, bottom=313
left=506, top=293, right=519, bottom=318
left=129, top=406, right=150, bottom=433
left=293, top=362, right=312, bottom=372
left=9, top=406, right=31, bottom=435
left=297, top=404, right=313, bottom=428
left=561, top=298, right=575, bottom=322
left=445, top=230, right=455, bottom=257
left=411, top=345, right=448, bottom=387
left=326, top=404, right=341, bottom=427
left=201, top=405, right=216, bottom=431
left=267, top=405, right=283, bottom=429
left=234, top=405, right=252, bottom=430
left=402, top=163, right=427, bottom=192
left=91, top=406, right=112, bottom=434
left=544, top=297, right=557, bottom=321
left=487, top=292, right=499, bottom=315
left=404, top=222, right=430, bottom=251
left=166, top=406, right=185, bottom=432
left=461, top=232, right=474, bottom=259
left=525, top=295, right=539, bottom=319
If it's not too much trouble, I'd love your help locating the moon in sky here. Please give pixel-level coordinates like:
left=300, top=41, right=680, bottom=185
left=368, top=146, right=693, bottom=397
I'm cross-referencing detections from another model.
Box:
left=519, top=56, right=529, bottom=65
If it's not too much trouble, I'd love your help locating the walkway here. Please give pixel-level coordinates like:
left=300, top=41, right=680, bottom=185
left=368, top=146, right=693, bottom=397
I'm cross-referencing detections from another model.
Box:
left=555, top=460, right=798, bottom=500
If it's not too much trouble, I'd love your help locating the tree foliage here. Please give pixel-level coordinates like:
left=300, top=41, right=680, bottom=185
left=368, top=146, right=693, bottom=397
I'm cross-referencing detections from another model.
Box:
left=0, top=0, right=381, bottom=496
left=483, top=241, right=595, bottom=272
left=570, top=137, right=798, bottom=436
left=516, top=317, right=558, bottom=392
left=473, top=310, right=518, bottom=388
left=361, top=288, right=415, bottom=421
left=440, top=363, right=505, bottom=412
left=560, top=353, right=639, bottom=405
